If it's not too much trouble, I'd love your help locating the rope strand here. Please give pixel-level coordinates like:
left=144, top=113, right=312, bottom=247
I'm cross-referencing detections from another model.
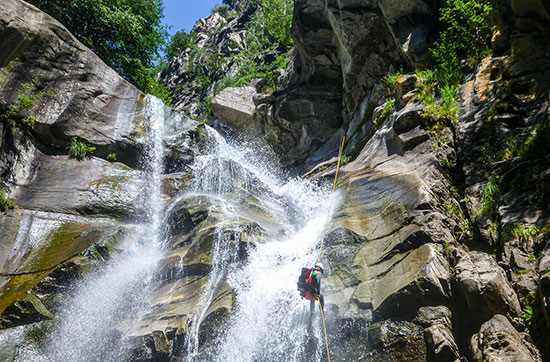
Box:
left=316, top=134, right=346, bottom=362
left=319, top=299, right=331, bottom=362
left=317, top=134, right=346, bottom=263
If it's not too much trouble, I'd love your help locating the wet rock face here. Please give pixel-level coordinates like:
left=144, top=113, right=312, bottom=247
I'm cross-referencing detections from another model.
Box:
left=0, top=0, right=212, bottom=352
left=1, top=0, right=550, bottom=361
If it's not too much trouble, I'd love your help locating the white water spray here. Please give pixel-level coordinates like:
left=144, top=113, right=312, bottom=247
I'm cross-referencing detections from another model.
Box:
left=9, top=96, right=338, bottom=362
left=36, top=96, right=168, bottom=362
left=178, top=128, right=337, bottom=362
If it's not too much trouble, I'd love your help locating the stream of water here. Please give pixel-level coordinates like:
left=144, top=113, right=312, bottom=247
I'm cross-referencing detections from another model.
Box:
left=180, top=130, right=336, bottom=362
left=7, top=95, right=337, bottom=362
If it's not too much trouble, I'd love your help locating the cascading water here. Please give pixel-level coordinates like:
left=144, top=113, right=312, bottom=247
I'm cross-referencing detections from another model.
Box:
left=8, top=95, right=338, bottom=362
left=16, top=95, right=169, bottom=361
left=177, top=128, right=338, bottom=362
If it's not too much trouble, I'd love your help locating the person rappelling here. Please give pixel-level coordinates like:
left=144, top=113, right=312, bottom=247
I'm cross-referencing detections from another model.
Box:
left=297, top=263, right=325, bottom=312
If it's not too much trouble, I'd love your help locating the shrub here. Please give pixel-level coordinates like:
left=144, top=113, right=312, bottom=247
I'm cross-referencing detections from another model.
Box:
left=440, top=84, right=459, bottom=118
left=480, top=175, right=500, bottom=218
left=340, top=154, right=351, bottom=165
left=246, top=0, right=294, bottom=49
left=374, top=98, right=395, bottom=129
left=202, top=96, right=214, bottom=117
left=5, top=79, right=55, bottom=129
left=165, top=30, right=196, bottom=60
left=216, top=51, right=289, bottom=94
left=431, top=0, right=492, bottom=85
left=106, top=153, right=117, bottom=161
left=68, top=137, right=96, bottom=160
left=0, top=190, right=15, bottom=213
left=382, top=70, right=403, bottom=90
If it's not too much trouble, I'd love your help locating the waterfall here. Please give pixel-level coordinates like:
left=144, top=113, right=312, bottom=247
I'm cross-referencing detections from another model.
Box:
left=179, top=128, right=336, bottom=362
left=32, top=95, right=168, bottom=361
left=9, top=96, right=337, bottom=362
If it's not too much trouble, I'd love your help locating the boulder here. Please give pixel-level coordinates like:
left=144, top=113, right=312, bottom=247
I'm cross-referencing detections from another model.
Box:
left=12, top=151, right=143, bottom=219
left=414, top=306, right=460, bottom=362
left=0, top=209, right=126, bottom=314
left=454, top=252, right=522, bottom=329
left=470, top=314, right=541, bottom=362
left=211, top=86, right=257, bottom=131
left=367, top=319, right=427, bottom=362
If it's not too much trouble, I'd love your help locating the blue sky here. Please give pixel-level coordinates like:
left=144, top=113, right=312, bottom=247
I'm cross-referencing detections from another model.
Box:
left=162, top=0, right=222, bottom=35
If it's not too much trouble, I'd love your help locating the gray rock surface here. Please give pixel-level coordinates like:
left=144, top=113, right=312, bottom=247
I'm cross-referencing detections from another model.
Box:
left=0, top=0, right=147, bottom=166
left=211, top=86, right=257, bottom=130
left=470, top=314, right=541, bottom=362
left=454, top=251, right=522, bottom=327
left=2, top=0, right=550, bottom=361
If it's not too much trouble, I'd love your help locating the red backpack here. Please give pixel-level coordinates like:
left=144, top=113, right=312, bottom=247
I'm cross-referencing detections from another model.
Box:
left=297, top=267, right=313, bottom=290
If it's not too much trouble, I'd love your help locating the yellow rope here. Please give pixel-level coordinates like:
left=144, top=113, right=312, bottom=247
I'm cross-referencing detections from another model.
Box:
left=317, top=134, right=346, bottom=263
left=315, top=134, right=346, bottom=362
left=319, top=298, right=331, bottom=362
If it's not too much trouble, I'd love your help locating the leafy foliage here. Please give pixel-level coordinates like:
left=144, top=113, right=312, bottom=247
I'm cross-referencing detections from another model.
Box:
left=443, top=198, right=472, bottom=240
left=211, top=4, right=231, bottom=16
left=68, top=137, right=96, bottom=160
left=0, top=190, right=15, bottom=213
left=106, top=153, right=117, bottom=161
left=165, top=30, right=197, bottom=60
left=374, top=98, right=395, bottom=129
left=3, top=79, right=55, bottom=129
left=216, top=52, right=288, bottom=95
left=247, top=0, right=294, bottom=49
left=185, top=47, right=226, bottom=91
left=382, top=70, right=403, bottom=90
left=480, top=175, right=500, bottom=219
left=431, top=0, right=492, bottom=84
left=31, top=0, right=169, bottom=97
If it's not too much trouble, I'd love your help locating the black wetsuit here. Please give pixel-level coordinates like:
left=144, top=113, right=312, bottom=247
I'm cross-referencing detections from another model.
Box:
left=298, top=268, right=325, bottom=311
left=309, top=271, right=324, bottom=311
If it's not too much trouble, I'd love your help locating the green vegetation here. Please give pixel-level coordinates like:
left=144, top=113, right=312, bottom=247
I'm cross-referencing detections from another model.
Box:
left=522, top=304, right=534, bottom=326
left=340, top=154, right=351, bottom=165
left=513, top=267, right=527, bottom=277
left=0, top=189, right=15, bottom=213
left=374, top=98, right=395, bottom=129
left=211, top=4, right=231, bottom=16
left=212, top=0, right=294, bottom=96
left=160, top=0, right=294, bottom=116
left=165, top=30, right=197, bottom=60
left=415, top=70, right=459, bottom=121
left=184, top=47, right=226, bottom=92
left=443, top=198, right=472, bottom=240
left=2, top=79, right=55, bottom=129
left=247, top=0, right=294, bottom=49
left=401, top=1, right=492, bottom=153
left=106, top=153, right=117, bottom=161
left=216, top=52, right=288, bottom=95
left=480, top=175, right=500, bottom=219
left=382, top=70, right=403, bottom=90
left=202, top=96, right=214, bottom=118
left=68, top=137, right=96, bottom=160
left=502, top=223, right=550, bottom=250
left=431, top=0, right=492, bottom=85
left=31, top=0, right=170, bottom=100
left=442, top=240, right=451, bottom=258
